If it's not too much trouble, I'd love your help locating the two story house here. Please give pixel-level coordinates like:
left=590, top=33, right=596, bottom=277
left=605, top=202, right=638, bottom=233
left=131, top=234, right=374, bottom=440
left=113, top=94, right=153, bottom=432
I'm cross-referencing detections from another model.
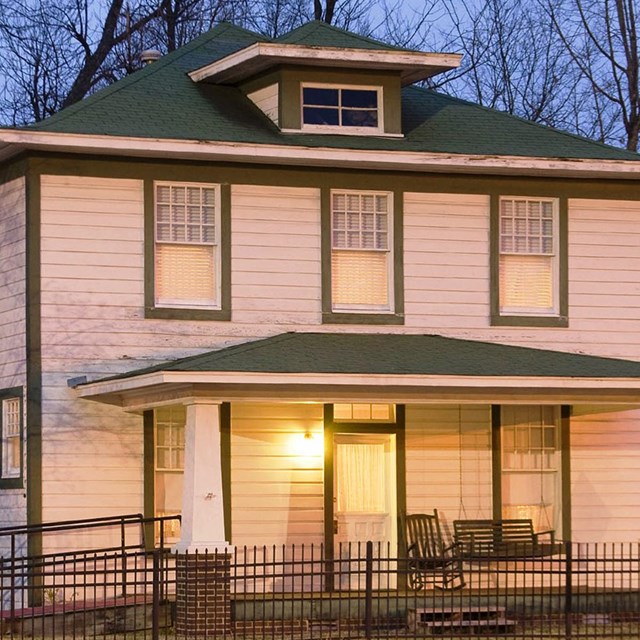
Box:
left=2, top=21, right=640, bottom=560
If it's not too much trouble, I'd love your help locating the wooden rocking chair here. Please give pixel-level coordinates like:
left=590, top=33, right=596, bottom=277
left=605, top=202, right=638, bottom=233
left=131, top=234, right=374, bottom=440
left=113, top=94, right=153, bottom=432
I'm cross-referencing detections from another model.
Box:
left=403, top=511, right=466, bottom=591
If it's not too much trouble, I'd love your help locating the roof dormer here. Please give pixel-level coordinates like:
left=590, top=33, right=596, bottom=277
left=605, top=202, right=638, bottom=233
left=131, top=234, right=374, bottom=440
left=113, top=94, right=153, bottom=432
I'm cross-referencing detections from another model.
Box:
left=188, top=27, right=461, bottom=137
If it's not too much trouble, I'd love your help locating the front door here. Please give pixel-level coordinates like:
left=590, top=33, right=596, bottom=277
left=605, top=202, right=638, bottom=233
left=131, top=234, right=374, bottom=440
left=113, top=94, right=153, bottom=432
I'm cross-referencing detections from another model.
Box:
left=333, top=433, right=397, bottom=589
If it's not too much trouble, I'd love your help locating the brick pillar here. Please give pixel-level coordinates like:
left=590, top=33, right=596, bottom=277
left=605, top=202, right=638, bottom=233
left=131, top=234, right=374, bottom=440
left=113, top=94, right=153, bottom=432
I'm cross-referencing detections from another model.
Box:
left=175, top=552, right=231, bottom=638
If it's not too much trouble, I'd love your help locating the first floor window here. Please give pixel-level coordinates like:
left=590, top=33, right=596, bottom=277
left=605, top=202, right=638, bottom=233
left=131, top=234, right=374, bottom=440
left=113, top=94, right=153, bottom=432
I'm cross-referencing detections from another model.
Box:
left=155, top=182, right=220, bottom=309
left=499, top=197, right=559, bottom=316
left=331, top=190, right=393, bottom=312
left=501, top=405, right=562, bottom=536
left=1, top=397, right=21, bottom=480
left=154, top=406, right=185, bottom=543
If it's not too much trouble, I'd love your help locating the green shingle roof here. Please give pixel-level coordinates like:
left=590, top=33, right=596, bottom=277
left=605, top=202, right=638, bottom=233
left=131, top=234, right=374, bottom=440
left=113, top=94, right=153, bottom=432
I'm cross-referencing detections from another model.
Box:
left=88, top=332, right=640, bottom=383
left=24, top=21, right=640, bottom=161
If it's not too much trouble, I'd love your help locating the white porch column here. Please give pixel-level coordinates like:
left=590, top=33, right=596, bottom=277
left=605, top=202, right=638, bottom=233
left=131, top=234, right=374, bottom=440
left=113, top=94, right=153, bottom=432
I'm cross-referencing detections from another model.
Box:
left=174, top=399, right=231, bottom=552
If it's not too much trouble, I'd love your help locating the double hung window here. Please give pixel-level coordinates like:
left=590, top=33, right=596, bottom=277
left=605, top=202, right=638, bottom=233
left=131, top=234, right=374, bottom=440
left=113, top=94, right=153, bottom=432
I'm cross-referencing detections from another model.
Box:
left=331, top=190, right=393, bottom=312
left=498, top=197, right=559, bottom=317
left=154, top=182, right=220, bottom=309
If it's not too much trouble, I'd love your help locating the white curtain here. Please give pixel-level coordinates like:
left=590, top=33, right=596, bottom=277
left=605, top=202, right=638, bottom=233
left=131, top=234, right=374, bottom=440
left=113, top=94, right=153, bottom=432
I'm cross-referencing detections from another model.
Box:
left=336, top=443, right=386, bottom=513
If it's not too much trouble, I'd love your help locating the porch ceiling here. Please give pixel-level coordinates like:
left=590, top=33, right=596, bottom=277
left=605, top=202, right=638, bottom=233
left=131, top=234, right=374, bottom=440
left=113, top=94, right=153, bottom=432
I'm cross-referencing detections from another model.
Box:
left=74, top=333, right=640, bottom=411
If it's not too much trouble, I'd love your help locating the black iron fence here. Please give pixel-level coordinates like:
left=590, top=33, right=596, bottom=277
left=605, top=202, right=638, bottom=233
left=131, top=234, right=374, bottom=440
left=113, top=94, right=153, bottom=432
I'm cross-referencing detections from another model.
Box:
left=1, top=532, right=639, bottom=638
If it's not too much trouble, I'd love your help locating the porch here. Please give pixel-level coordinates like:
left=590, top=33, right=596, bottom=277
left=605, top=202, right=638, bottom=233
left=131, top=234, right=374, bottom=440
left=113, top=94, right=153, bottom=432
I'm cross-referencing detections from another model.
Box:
left=1, top=515, right=639, bottom=639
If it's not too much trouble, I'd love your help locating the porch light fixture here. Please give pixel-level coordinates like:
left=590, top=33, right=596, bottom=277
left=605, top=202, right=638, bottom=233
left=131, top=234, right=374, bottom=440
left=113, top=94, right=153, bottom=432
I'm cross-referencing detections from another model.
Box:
left=292, top=431, right=323, bottom=459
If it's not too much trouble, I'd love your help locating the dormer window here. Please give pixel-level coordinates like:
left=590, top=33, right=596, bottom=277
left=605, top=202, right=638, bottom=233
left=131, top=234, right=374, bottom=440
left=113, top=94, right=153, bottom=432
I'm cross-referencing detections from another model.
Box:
left=301, top=84, right=382, bottom=133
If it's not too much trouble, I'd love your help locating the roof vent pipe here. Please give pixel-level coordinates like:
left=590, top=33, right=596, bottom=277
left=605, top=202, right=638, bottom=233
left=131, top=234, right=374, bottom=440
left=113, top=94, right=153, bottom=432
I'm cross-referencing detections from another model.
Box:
left=140, top=49, right=162, bottom=65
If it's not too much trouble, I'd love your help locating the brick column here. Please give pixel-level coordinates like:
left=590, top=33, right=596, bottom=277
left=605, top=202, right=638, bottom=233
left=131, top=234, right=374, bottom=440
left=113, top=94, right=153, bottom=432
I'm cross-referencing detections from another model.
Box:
left=175, top=551, right=231, bottom=638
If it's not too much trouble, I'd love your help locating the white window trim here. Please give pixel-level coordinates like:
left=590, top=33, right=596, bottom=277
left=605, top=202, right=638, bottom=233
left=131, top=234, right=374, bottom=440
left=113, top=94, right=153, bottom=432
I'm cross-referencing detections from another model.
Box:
left=154, top=181, right=222, bottom=310
left=1, top=397, right=21, bottom=479
left=330, top=189, right=395, bottom=313
left=499, top=196, right=560, bottom=317
left=301, top=83, right=384, bottom=135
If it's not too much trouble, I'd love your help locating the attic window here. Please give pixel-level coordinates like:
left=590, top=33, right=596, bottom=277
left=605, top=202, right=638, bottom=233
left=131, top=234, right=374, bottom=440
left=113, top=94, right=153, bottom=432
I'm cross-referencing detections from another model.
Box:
left=301, top=84, right=382, bottom=133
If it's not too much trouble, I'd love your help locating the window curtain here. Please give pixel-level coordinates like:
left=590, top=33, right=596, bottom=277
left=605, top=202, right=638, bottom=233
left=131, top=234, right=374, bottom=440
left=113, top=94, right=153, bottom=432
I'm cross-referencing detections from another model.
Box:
left=335, top=443, right=386, bottom=513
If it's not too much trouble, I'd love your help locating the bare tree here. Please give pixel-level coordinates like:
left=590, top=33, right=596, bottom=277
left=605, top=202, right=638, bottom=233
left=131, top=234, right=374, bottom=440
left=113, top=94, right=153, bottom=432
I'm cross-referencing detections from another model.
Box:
left=437, top=0, right=579, bottom=129
left=0, top=0, right=162, bottom=123
left=544, top=0, right=640, bottom=150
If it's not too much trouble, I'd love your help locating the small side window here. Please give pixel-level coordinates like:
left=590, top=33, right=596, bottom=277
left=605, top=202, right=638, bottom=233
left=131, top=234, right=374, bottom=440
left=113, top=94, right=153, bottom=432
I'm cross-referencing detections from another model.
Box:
left=1, top=392, right=23, bottom=488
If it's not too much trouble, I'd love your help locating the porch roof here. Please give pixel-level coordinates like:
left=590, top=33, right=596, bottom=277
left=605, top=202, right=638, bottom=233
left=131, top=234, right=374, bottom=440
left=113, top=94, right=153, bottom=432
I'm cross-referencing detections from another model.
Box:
left=75, top=333, right=640, bottom=410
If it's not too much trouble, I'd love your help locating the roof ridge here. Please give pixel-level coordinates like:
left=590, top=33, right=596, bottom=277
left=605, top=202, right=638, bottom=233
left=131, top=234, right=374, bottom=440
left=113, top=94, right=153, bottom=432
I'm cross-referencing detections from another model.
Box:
left=409, top=86, right=640, bottom=159
left=276, top=20, right=407, bottom=51
left=28, top=22, right=263, bottom=130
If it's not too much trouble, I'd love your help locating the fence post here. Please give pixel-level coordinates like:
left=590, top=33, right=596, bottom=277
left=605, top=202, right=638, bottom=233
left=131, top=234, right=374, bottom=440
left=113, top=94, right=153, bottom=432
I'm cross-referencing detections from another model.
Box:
left=364, top=541, right=373, bottom=640
left=564, top=540, right=573, bottom=640
left=152, top=549, right=161, bottom=640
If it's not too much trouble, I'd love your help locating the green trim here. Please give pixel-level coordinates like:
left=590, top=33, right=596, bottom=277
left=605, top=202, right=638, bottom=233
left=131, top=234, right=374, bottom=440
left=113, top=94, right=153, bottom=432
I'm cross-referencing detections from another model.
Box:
left=143, top=411, right=155, bottom=549
left=220, top=402, right=232, bottom=543
left=144, top=180, right=231, bottom=321
left=560, top=405, right=571, bottom=540
left=25, top=166, right=43, bottom=561
left=0, top=387, right=24, bottom=490
left=490, top=194, right=569, bottom=327
left=321, top=188, right=404, bottom=325
left=22, top=153, right=640, bottom=200
left=323, top=403, right=406, bottom=589
left=491, top=405, right=502, bottom=520
left=0, top=156, right=28, bottom=186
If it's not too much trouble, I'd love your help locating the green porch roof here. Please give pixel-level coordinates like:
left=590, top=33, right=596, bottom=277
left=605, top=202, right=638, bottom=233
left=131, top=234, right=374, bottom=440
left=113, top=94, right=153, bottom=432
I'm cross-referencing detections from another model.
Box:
left=22, top=22, right=640, bottom=162
left=89, top=332, right=640, bottom=383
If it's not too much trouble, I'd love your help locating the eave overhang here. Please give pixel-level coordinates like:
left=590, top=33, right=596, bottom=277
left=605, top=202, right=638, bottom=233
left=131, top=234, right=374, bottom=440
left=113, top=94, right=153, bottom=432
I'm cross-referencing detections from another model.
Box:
left=75, top=370, right=640, bottom=413
left=187, top=42, right=462, bottom=86
left=2, top=129, right=640, bottom=179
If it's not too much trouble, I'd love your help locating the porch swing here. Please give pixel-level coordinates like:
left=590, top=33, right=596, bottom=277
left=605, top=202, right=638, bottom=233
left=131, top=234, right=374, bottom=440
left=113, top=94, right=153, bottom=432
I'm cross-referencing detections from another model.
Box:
left=453, top=405, right=563, bottom=559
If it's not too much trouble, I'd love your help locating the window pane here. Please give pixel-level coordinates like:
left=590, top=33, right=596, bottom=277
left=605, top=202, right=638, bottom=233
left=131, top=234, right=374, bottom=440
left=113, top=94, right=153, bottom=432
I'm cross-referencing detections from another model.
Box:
left=342, top=109, right=378, bottom=127
left=342, top=89, right=377, bottom=108
left=332, top=250, right=389, bottom=306
left=500, top=254, right=554, bottom=310
left=303, top=107, right=339, bottom=125
left=303, top=87, right=339, bottom=106
left=156, top=244, right=216, bottom=305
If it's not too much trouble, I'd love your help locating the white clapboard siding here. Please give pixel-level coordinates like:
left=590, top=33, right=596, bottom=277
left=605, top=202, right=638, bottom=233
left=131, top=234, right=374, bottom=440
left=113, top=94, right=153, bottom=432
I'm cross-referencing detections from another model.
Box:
left=0, top=177, right=27, bottom=534
left=231, top=403, right=324, bottom=546
left=566, top=199, right=640, bottom=359
left=231, top=185, right=322, bottom=323
left=0, top=178, right=26, bottom=390
left=403, top=193, right=490, bottom=329
left=570, top=405, right=640, bottom=543
left=405, top=405, right=492, bottom=532
left=247, top=84, right=279, bottom=125
left=38, top=175, right=148, bottom=538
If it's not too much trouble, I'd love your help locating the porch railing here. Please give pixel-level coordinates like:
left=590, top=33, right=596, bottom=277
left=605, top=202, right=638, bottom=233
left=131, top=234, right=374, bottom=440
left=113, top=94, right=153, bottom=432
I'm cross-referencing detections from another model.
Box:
left=1, top=534, right=639, bottom=639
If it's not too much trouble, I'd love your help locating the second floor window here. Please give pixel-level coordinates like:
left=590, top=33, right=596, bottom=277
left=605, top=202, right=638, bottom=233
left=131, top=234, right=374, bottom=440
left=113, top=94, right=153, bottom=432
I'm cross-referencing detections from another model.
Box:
left=331, top=190, right=393, bottom=312
left=155, top=182, right=220, bottom=309
left=499, top=197, right=559, bottom=316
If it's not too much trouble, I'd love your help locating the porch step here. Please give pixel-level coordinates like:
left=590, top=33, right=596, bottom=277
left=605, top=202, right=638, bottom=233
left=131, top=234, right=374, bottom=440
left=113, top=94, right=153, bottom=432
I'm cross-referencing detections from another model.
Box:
left=425, top=618, right=518, bottom=635
left=409, top=606, right=517, bottom=635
